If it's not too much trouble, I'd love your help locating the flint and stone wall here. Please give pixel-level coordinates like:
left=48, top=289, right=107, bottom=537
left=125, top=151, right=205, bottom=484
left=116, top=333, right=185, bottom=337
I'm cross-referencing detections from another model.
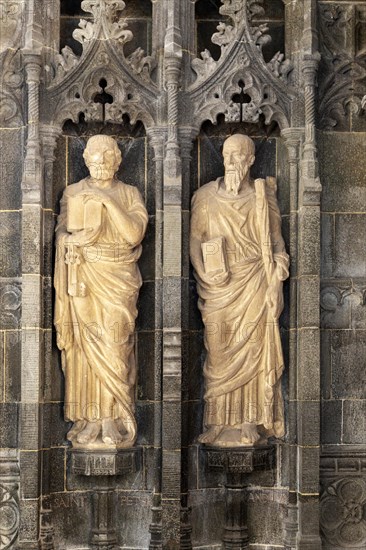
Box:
left=0, top=0, right=366, bottom=549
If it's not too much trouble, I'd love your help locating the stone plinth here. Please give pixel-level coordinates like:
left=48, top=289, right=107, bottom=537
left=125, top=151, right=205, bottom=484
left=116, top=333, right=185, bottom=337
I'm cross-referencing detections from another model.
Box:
left=203, top=445, right=276, bottom=550
left=68, top=448, right=142, bottom=549
left=69, top=447, right=141, bottom=477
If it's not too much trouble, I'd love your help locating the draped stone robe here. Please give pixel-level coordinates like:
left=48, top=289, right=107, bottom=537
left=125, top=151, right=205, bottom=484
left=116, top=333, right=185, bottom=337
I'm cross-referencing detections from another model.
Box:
left=54, top=178, right=148, bottom=440
left=190, top=177, right=289, bottom=437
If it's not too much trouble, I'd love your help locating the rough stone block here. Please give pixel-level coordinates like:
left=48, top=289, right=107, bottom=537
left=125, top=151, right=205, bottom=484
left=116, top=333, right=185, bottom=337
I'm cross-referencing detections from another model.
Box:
left=42, top=402, right=69, bottom=449
left=162, top=450, right=181, bottom=499
left=248, top=497, right=286, bottom=545
left=334, top=214, right=366, bottom=277
left=135, top=400, right=155, bottom=446
left=4, top=329, right=21, bottom=402
left=162, top=401, right=181, bottom=450
left=19, top=403, right=40, bottom=450
left=343, top=400, right=366, bottom=444
left=189, top=487, right=225, bottom=547
left=320, top=213, right=334, bottom=278
left=22, top=206, right=43, bottom=275
left=298, top=276, right=320, bottom=327
left=116, top=490, right=153, bottom=549
left=320, top=329, right=331, bottom=400
left=321, top=400, right=342, bottom=444
left=299, top=207, right=320, bottom=275
left=0, top=212, right=21, bottom=277
left=163, top=277, right=181, bottom=327
left=21, top=276, right=42, bottom=327
left=18, top=498, right=39, bottom=543
left=331, top=330, right=366, bottom=399
left=20, top=451, right=41, bottom=498
left=297, top=329, right=320, bottom=400
left=298, top=401, right=320, bottom=446
left=0, top=279, right=21, bottom=329
left=0, top=129, right=23, bottom=210
left=0, top=402, right=19, bottom=448
left=43, top=447, right=65, bottom=494
left=319, top=132, right=366, bottom=213
left=49, top=491, right=91, bottom=548
left=298, top=447, right=320, bottom=494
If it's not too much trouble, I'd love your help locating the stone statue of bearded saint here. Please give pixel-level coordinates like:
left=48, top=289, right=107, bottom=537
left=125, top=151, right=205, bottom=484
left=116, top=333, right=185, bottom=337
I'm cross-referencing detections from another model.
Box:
left=190, top=134, right=289, bottom=447
left=54, top=135, right=148, bottom=448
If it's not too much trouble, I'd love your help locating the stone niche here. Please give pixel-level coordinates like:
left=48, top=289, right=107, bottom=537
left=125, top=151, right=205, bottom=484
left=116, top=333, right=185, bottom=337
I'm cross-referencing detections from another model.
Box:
left=2, top=0, right=366, bottom=549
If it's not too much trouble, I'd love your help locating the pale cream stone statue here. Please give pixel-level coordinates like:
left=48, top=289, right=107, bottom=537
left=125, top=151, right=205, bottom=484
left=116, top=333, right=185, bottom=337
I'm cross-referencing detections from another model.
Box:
left=190, top=134, right=289, bottom=447
left=54, top=135, right=148, bottom=448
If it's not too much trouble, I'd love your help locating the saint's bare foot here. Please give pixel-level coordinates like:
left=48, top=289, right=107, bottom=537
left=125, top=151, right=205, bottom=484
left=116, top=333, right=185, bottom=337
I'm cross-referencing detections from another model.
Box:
left=76, top=421, right=101, bottom=444
left=102, top=418, right=123, bottom=445
left=198, top=426, right=222, bottom=445
left=67, top=420, right=86, bottom=442
left=240, top=422, right=261, bottom=445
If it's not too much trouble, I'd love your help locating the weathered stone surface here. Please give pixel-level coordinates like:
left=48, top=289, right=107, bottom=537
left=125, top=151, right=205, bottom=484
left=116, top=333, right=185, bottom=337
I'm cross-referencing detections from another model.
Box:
left=4, top=329, right=21, bottom=402
left=330, top=330, right=366, bottom=399
left=321, top=400, right=342, bottom=445
left=343, top=400, right=366, bottom=444
left=319, top=133, right=366, bottom=212
left=0, top=403, right=19, bottom=448
left=0, top=212, right=21, bottom=277
left=333, top=214, right=366, bottom=277
left=0, top=129, right=23, bottom=210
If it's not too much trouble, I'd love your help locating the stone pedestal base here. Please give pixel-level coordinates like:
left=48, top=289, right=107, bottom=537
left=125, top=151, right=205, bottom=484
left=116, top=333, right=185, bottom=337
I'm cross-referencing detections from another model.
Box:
left=69, top=447, right=141, bottom=476
left=69, top=447, right=141, bottom=549
left=203, top=445, right=275, bottom=550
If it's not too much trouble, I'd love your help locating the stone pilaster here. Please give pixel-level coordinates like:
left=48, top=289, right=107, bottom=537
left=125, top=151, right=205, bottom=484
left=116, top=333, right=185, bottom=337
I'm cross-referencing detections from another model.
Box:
left=295, top=2, right=322, bottom=548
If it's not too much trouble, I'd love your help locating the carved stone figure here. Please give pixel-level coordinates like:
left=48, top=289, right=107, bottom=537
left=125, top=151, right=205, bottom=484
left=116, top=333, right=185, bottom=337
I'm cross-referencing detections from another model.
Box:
left=190, top=134, right=289, bottom=447
left=54, top=135, right=148, bottom=448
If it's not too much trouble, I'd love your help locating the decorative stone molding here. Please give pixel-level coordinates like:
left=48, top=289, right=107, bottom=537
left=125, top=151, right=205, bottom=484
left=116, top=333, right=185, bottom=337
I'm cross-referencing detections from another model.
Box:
left=188, top=0, right=294, bottom=131
left=0, top=279, right=21, bottom=328
left=320, top=278, right=366, bottom=328
left=318, top=3, right=366, bottom=130
left=0, top=50, right=24, bottom=126
left=44, top=0, right=157, bottom=129
left=321, top=478, right=366, bottom=548
left=70, top=448, right=141, bottom=476
left=320, top=447, right=366, bottom=548
left=0, top=451, right=20, bottom=550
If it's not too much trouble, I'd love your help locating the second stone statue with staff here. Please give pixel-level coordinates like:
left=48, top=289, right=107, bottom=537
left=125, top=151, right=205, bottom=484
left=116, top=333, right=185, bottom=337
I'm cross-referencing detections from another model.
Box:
left=190, top=134, right=289, bottom=447
left=54, top=135, right=148, bottom=448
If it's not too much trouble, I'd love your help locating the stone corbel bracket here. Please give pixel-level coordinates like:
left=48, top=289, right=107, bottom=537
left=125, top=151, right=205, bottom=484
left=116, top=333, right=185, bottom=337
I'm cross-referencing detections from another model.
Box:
left=187, top=0, right=296, bottom=131
left=43, top=0, right=157, bottom=130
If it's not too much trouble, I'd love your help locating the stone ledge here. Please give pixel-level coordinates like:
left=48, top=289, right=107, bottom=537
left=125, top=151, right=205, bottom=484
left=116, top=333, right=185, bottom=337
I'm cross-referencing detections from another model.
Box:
left=202, top=445, right=276, bottom=474
left=69, top=447, right=142, bottom=476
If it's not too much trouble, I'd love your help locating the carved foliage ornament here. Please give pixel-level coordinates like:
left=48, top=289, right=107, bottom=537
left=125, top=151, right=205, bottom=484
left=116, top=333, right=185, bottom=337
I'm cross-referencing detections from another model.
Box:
left=191, top=0, right=291, bottom=86
left=189, top=0, right=293, bottom=130
left=0, top=483, right=19, bottom=550
left=52, top=0, right=155, bottom=84
left=320, top=478, right=366, bottom=547
left=318, top=4, right=366, bottom=129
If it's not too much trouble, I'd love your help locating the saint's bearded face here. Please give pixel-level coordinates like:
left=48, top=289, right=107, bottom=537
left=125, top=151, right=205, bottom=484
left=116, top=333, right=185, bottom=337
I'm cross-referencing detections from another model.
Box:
left=223, top=143, right=253, bottom=195
left=85, top=145, right=118, bottom=182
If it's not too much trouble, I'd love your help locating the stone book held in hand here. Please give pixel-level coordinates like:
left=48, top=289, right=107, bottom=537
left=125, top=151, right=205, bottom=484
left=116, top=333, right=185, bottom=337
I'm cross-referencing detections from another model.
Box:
left=67, top=194, right=103, bottom=233
left=201, top=236, right=228, bottom=274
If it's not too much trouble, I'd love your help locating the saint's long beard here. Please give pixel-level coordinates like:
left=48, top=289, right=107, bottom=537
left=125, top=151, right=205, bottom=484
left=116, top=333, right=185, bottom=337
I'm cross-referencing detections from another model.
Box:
left=224, top=164, right=247, bottom=195
left=89, top=164, right=115, bottom=181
